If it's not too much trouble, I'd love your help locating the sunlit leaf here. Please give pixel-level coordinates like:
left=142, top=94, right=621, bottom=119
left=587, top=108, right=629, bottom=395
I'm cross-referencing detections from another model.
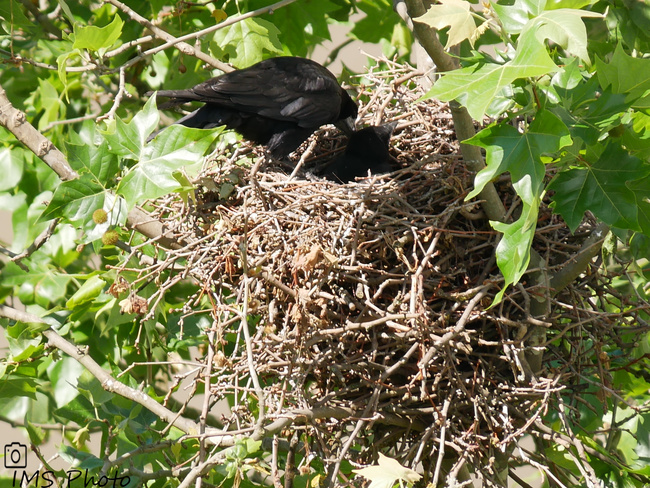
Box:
left=423, top=25, right=559, bottom=119
left=416, top=0, right=479, bottom=48
left=524, top=9, right=602, bottom=65
left=210, top=17, right=283, bottom=68
left=596, top=44, right=650, bottom=106
left=73, top=15, right=124, bottom=52
left=353, top=453, right=421, bottom=488
left=467, top=110, right=572, bottom=203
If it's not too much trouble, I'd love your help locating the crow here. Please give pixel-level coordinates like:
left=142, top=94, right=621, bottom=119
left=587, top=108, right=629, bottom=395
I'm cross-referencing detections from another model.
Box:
left=150, top=57, right=358, bottom=158
left=322, top=122, right=398, bottom=183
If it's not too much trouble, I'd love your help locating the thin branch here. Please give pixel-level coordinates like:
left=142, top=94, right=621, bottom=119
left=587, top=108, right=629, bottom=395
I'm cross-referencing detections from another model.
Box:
left=9, top=219, right=59, bottom=271
left=42, top=111, right=103, bottom=132
left=432, top=398, right=451, bottom=487
left=105, top=0, right=231, bottom=72
left=555, top=393, right=600, bottom=487
left=0, top=247, right=29, bottom=272
left=98, top=66, right=129, bottom=122
left=549, top=223, right=608, bottom=293
left=0, top=49, right=98, bottom=72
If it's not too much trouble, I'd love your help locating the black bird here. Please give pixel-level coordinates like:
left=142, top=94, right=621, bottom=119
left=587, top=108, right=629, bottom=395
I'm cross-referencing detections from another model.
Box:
left=150, top=56, right=358, bottom=158
left=322, top=122, right=398, bottom=183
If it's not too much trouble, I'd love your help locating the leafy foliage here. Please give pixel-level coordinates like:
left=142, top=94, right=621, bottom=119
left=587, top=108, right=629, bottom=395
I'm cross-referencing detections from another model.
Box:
left=419, top=0, right=650, bottom=302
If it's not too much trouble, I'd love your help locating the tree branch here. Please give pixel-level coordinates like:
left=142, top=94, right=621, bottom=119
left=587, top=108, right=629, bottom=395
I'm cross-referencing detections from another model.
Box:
left=0, top=83, right=78, bottom=181
left=395, top=0, right=506, bottom=223
left=104, top=0, right=230, bottom=72
left=549, top=223, right=608, bottom=293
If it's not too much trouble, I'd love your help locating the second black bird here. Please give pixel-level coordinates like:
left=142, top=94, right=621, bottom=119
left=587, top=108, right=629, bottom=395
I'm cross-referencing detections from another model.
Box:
left=322, top=122, right=398, bottom=183
left=151, top=56, right=358, bottom=158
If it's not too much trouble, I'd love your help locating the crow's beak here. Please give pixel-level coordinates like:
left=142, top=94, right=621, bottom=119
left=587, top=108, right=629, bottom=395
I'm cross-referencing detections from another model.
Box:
left=335, top=116, right=357, bottom=136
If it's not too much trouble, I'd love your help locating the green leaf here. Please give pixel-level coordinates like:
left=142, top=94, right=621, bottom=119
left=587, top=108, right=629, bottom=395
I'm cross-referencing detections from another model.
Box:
left=0, top=0, right=36, bottom=33
left=68, top=139, right=120, bottom=178
left=60, top=445, right=104, bottom=470
left=57, top=0, right=76, bottom=25
left=210, top=17, right=283, bottom=68
left=26, top=421, right=47, bottom=445
left=54, top=395, right=96, bottom=425
left=491, top=0, right=546, bottom=34
left=56, top=49, right=80, bottom=102
left=525, top=9, right=602, bottom=64
left=72, top=425, right=91, bottom=449
left=34, top=78, right=65, bottom=131
left=550, top=57, right=584, bottom=91
left=77, top=370, right=114, bottom=406
left=73, top=15, right=124, bottom=52
left=256, top=0, right=338, bottom=57
left=0, top=147, right=25, bottom=191
left=416, top=0, right=479, bottom=48
left=49, top=357, right=86, bottom=408
left=465, top=110, right=571, bottom=301
left=491, top=201, right=539, bottom=304
left=40, top=174, right=105, bottom=225
left=102, top=96, right=160, bottom=159
left=351, top=0, right=406, bottom=45
left=549, top=144, right=650, bottom=232
left=3, top=262, right=73, bottom=307
left=546, top=0, right=597, bottom=8
left=423, top=26, right=559, bottom=120
left=628, top=178, right=650, bottom=236
left=596, top=44, right=650, bottom=106
left=0, top=374, right=39, bottom=400
left=117, top=126, right=219, bottom=210
left=66, top=275, right=106, bottom=310
left=246, top=438, right=262, bottom=454
left=466, top=110, right=572, bottom=203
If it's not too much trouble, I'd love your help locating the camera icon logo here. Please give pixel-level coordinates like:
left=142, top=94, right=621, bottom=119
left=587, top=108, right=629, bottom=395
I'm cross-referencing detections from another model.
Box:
left=4, top=442, right=27, bottom=469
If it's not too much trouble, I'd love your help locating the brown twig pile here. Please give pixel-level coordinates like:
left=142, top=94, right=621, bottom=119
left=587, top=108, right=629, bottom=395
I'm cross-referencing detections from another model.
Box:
left=123, top=59, right=650, bottom=485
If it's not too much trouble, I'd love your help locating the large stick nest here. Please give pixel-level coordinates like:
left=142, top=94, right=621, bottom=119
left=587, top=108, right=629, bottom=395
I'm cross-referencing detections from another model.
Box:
left=123, top=59, right=650, bottom=485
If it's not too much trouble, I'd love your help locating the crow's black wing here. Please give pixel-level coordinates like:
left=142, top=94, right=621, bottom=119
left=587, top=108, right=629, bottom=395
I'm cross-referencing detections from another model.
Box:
left=186, top=57, right=345, bottom=128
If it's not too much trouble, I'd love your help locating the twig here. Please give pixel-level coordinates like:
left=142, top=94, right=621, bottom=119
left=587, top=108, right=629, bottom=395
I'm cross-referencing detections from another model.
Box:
left=327, top=389, right=381, bottom=486
left=105, top=0, right=230, bottom=72
left=555, top=393, right=601, bottom=487
left=431, top=397, right=450, bottom=487
left=98, top=66, right=129, bottom=122
left=9, top=219, right=59, bottom=271
left=42, top=111, right=103, bottom=132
